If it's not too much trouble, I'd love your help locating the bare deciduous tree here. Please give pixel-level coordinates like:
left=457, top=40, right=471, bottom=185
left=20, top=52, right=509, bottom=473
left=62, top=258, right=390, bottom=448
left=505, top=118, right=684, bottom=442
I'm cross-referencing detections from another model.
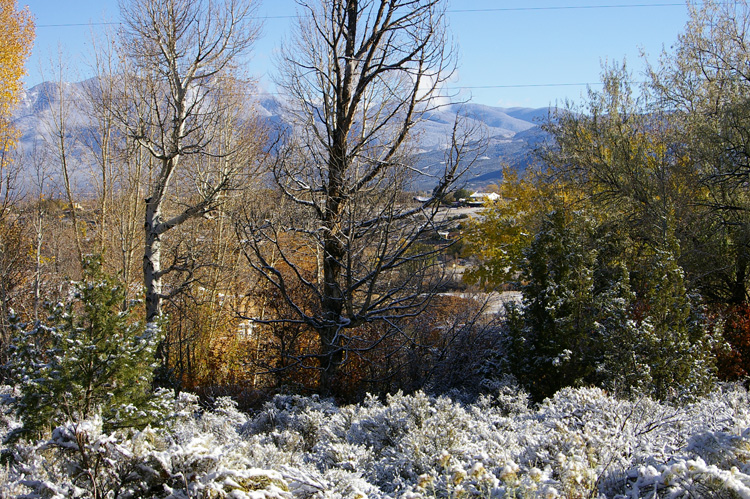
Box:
left=84, top=27, right=149, bottom=304
left=26, top=141, right=51, bottom=322
left=114, top=0, right=261, bottom=324
left=83, top=28, right=122, bottom=257
left=237, top=0, right=481, bottom=392
left=41, top=51, right=84, bottom=269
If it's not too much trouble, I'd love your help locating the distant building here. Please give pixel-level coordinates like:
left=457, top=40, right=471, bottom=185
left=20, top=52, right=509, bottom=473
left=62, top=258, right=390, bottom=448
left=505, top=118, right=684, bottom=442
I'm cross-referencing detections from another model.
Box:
left=466, top=192, right=500, bottom=206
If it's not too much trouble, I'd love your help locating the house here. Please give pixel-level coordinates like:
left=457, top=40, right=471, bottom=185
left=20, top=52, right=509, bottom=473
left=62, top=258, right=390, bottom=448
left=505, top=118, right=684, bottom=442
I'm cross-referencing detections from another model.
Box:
left=466, top=192, right=500, bottom=206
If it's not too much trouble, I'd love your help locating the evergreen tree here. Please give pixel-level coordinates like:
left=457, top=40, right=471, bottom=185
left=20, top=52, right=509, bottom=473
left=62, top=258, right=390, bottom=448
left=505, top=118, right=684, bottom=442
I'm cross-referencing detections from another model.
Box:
left=504, top=208, right=603, bottom=400
left=504, top=207, right=717, bottom=402
left=8, top=257, right=162, bottom=439
left=628, top=234, right=717, bottom=401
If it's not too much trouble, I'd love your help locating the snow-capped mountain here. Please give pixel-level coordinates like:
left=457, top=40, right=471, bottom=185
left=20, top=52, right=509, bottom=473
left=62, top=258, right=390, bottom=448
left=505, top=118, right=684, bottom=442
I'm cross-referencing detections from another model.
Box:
left=12, top=81, right=551, bottom=190
left=411, top=102, right=550, bottom=189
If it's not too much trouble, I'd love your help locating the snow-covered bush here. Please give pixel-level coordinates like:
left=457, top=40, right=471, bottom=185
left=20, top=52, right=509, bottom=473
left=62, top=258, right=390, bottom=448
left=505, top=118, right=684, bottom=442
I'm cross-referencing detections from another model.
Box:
left=0, top=391, right=292, bottom=499
left=241, top=384, right=750, bottom=498
left=3, top=383, right=750, bottom=498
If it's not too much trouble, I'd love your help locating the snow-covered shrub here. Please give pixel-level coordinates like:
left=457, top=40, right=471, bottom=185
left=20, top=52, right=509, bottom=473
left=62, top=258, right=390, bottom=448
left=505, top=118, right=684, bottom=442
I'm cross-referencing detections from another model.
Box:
left=473, top=374, right=530, bottom=416
left=3, top=382, right=750, bottom=498
left=0, top=384, right=21, bottom=438
left=0, top=390, right=292, bottom=499
left=615, top=457, right=750, bottom=498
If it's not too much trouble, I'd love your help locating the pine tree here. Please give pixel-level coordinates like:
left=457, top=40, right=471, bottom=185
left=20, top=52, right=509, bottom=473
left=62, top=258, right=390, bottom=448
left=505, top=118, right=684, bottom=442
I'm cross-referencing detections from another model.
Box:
left=628, top=234, right=717, bottom=401
left=505, top=208, right=602, bottom=400
left=8, top=257, right=162, bottom=439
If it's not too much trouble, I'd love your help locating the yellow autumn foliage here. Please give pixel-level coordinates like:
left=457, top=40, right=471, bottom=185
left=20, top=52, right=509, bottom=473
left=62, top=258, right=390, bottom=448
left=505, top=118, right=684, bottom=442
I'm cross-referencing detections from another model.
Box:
left=462, top=167, right=583, bottom=291
left=0, top=0, right=34, bottom=151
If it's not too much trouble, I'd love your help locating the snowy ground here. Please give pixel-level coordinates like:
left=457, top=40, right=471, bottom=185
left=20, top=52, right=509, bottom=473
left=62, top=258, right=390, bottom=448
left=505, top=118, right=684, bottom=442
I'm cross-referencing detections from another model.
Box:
left=3, top=383, right=750, bottom=498
left=439, top=290, right=521, bottom=315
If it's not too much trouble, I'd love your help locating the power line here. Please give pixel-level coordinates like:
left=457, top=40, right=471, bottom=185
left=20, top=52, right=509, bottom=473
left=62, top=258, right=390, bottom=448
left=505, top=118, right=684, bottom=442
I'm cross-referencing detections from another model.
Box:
left=36, top=22, right=120, bottom=28
left=450, top=3, right=687, bottom=13
left=452, top=82, right=605, bottom=89
left=18, top=82, right=619, bottom=97
left=253, top=3, right=694, bottom=17
left=35, top=2, right=695, bottom=28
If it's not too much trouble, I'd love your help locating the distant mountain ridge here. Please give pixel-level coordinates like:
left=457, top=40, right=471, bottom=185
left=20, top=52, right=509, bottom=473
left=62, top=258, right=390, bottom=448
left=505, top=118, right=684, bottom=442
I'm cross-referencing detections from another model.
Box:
left=13, top=80, right=551, bottom=191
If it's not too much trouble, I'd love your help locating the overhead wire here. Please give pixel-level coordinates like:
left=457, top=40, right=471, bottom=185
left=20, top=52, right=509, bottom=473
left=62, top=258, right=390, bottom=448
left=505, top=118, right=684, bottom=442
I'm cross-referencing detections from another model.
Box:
left=29, top=2, right=698, bottom=92
left=35, top=2, right=701, bottom=27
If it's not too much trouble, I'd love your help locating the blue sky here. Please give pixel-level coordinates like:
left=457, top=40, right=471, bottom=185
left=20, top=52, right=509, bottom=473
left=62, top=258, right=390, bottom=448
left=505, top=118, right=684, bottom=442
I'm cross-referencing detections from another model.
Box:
left=21, top=0, right=691, bottom=108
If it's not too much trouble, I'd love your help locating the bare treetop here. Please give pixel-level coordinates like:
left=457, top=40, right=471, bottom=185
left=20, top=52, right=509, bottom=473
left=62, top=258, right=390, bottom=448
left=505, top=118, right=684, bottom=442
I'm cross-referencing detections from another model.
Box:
left=117, top=0, right=260, bottom=163
left=114, top=0, right=262, bottom=323
left=277, top=0, right=455, bottom=182
left=239, top=0, right=477, bottom=393
left=120, top=0, right=259, bottom=79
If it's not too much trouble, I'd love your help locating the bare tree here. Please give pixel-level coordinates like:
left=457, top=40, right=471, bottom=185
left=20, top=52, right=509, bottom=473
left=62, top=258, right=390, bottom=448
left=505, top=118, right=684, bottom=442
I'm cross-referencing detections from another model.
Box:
left=26, top=141, right=51, bottom=322
left=41, top=50, right=84, bottom=269
left=84, top=27, right=149, bottom=304
left=83, top=28, right=121, bottom=257
left=114, top=0, right=261, bottom=324
left=237, top=0, right=481, bottom=392
left=0, top=134, right=28, bottom=356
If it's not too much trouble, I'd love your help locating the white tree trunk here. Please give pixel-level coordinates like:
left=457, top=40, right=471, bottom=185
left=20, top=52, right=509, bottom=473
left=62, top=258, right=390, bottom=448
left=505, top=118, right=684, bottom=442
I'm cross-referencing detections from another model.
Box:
left=144, top=198, right=162, bottom=323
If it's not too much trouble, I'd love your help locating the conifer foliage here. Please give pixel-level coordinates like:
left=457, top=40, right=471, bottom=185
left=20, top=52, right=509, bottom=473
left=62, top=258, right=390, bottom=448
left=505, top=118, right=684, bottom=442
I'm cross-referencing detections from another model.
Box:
left=8, top=258, right=161, bottom=439
left=503, top=206, right=717, bottom=402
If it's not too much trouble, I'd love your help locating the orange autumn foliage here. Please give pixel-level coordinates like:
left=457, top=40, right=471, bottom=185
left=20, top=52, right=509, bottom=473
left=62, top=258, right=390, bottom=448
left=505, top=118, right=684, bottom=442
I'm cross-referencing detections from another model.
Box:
left=716, top=304, right=750, bottom=382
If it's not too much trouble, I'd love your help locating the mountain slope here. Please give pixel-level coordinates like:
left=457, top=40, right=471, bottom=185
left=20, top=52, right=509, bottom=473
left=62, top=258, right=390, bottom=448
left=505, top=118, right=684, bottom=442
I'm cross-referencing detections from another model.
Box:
left=12, top=81, right=551, bottom=191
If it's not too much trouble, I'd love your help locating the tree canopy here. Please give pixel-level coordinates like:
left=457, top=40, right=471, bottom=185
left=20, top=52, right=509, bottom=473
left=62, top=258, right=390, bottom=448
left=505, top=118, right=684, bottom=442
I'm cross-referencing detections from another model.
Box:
left=0, top=0, right=34, bottom=151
